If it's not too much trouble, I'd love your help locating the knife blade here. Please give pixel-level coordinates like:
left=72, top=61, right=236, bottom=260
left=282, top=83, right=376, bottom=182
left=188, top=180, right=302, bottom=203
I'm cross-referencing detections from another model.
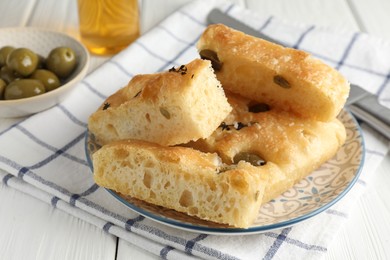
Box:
left=207, top=8, right=390, bottom=139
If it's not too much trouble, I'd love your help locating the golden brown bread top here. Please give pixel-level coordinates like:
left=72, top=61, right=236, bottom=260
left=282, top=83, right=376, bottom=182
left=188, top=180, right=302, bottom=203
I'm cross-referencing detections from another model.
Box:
left=97, top=59, right=209, bottom=110
left=198, top=24, right=348, bottom=91
left=187, top=91, right=346, bottom=166
left=197, top=24, right=350, bottom=121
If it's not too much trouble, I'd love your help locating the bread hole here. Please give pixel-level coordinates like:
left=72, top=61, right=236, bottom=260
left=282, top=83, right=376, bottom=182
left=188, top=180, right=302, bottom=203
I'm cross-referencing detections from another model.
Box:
left=143, top=172, right=152, bottom=188
left=145, top=113, right=151, bottom=123
left=213, top=204, right=220, bottom=211
left=179, top=190, right=193, bottom=207
left=149, top=190, right=156, bottom=199
left=114, top=148, right=129, bottom=159
left=164, top=181, right=171, bottom=189
left=206, top=195, right=213, bottom=202
left=220, top=183, right=229, bottom=193
left=183, top=173, right=190, bottom=181
left=230, top=174, right=249, bottom=194
left=106, top=124, right=118, bottom=136
left=120, top=160, right=131, bottom=168
left=248, top=102, right=270, bottom=113
left=206, top=179, right=216, bottom=191
left=189, top=207, right=198, bottom=215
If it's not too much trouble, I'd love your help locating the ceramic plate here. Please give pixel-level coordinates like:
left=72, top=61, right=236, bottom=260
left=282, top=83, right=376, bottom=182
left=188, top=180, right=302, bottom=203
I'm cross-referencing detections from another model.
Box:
left=85, top=109, right=364, bottom=235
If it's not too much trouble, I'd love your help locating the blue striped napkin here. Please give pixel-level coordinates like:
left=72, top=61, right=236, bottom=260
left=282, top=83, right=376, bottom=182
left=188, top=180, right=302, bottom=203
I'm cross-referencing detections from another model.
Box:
left=1, top=0, right=389, bottom=259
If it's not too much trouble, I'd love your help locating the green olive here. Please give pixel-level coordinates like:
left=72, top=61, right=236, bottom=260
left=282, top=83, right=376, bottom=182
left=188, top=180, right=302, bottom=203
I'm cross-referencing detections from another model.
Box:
left=233, top=152, right=266, bottom=166
left=0, top=79, right=6, bottom=99
left=46, top=47, right=77, bottom=78
left=0, top=46, right=15, bottom=67
left=6, top=48, right=39, bottom=77
left=0, top=66, right=19, bottom=83
left=30, top=69, right=60, bottom=92
left=4, top=79, right=45, bottom=100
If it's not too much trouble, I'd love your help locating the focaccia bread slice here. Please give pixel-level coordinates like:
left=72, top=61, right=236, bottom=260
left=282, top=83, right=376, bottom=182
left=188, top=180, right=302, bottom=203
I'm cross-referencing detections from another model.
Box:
left=88, top=59, right=232, bottom=146
left=186, top=92, right=346, bottom=203
left=92, top=139, right=269, bottom=228
left=197, top=24, right=350, bottom=121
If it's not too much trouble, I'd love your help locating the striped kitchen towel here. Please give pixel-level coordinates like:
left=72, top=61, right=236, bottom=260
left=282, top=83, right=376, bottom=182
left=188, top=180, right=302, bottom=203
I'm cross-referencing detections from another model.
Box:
left=0, top=0, right=389, bottom=259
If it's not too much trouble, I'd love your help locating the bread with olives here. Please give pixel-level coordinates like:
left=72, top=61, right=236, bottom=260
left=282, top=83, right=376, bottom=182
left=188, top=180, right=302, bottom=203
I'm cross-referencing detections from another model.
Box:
left=92, top=139, right=269, bottom=228
left=197, top=24, right=350, bottom=121
left=186, top=92, right=346, bottom=203
left=88, top=59, right=232, bottom=146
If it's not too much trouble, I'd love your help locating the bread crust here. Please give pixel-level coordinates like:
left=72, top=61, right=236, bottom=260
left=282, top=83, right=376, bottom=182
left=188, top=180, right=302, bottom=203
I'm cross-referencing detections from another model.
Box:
left=197, top=24, right=350, bottom=121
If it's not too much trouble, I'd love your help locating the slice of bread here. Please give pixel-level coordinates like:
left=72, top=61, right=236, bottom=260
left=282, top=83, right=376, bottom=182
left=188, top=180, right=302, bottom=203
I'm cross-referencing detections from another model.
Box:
left=92, top=139, right=268, bottom=228
left=88, top=59, right=232, bottom=146
left=197, top=24, right=350, bottom=121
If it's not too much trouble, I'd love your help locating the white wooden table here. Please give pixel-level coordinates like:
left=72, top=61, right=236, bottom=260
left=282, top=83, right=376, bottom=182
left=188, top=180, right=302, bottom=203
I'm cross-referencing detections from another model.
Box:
left=1, top=0, right=389, bottom=259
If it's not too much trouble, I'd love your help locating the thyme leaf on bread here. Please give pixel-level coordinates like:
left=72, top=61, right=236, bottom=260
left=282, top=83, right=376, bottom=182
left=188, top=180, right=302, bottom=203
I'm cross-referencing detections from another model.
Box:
left=102, top=102, right=110, bottom=110
left=169, top=65, right=187, bottom=75
left=219, top=121, right=252, bottom=131
left=133, top=90, right=142, bottom=98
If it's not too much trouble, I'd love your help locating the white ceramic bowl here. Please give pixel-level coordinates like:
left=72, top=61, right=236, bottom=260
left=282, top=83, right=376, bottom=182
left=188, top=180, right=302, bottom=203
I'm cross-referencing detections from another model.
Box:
left=0, top=27, right=90, bottom=118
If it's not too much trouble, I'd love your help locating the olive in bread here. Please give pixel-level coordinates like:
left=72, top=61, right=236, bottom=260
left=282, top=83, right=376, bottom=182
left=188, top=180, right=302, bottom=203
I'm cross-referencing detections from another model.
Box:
left=88, top=59, right=232, bottom=146
left=197, top=24, right=350, bottom=121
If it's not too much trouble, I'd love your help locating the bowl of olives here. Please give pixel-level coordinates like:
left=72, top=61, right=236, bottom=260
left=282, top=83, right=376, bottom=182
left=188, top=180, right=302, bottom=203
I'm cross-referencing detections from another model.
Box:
left=0, top=27, right=90, bottom=118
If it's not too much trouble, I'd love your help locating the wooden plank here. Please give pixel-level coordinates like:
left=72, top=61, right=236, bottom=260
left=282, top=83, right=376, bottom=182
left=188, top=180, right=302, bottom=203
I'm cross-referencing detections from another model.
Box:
left=28, top=0, right=78, bottom=36
left=140, top=0, right=192, bottom=33
left=0, top=0, right=37, bottom=27
left=0, top=183, right=117, bottom=260
left=140, top=0, right=246, bottom=33
left=246, top=0, right=360, bottom=31
left=325, top=156, right=390, bottom=260
left=347, top=0, right=390, bottom=41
